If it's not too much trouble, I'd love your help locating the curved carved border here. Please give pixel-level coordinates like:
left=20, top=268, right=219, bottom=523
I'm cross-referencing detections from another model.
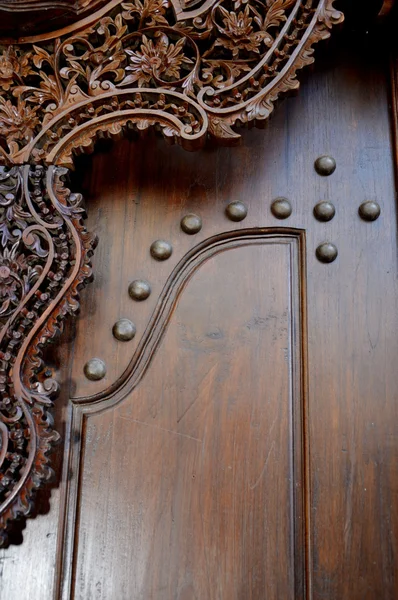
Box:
left=0, top=0, right=343, bottom=166
left=0, top=165, right=95, bottom=545
left=0, top=0, right=343, bottom=544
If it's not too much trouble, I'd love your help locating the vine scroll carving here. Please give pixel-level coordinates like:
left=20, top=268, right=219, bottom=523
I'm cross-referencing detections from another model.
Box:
left=0, top=0, right=343, bottom=543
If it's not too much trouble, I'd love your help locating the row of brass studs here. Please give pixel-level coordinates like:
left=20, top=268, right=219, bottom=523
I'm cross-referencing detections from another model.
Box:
left=314, top=157, right=337, bottom=263
left=84, top=204, right=246, bottom=378
left=84, top=157, right=379, bottom=379
left=225, top=197, right=380, bottom=224
left=84, top=281, right=152, bottom=380
left=314, top=200, right=380, bottom=223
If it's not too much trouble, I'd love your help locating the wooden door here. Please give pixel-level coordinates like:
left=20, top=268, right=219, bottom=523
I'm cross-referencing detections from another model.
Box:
left=1, top=27, right=398, bottom=600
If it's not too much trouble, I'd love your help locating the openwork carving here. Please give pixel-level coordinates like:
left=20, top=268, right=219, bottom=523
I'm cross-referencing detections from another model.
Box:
left=0, top=0, right=343, bottom=543
left=0, top=0, right=343, bottom=166
left=0, top=164, right=95, bottom=545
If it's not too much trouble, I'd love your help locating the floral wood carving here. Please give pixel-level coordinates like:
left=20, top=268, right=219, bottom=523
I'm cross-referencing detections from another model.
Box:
left=0, top=0, right=344, bottom=167
left=0, top=0, right=343, bottom=543
left=0, top=164, right=95, bottom=545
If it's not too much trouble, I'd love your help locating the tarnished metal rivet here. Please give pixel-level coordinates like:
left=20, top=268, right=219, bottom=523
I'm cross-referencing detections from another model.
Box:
left=316, top=242, right=338, bottom=264
left=225, top=201, right=248, bottom=222
left=181, top=213, right=202, bottom=234
left=150, top=240, right=173, bottom=261
left=315, top=156, right=336, bottom=176
left=84, top=358, right=106, bottom=381
left=271, top=197, right=292, bottom=219
left=128, top=279, right=151, bottom=301
left=359, top=201, right=381, bottom=222
left=314, top=201, right=335, bottom=222
left=112, top=318, right=136, bottom=342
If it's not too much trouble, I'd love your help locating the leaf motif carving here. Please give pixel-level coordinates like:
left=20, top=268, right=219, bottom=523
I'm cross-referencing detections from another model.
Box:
left=0, top=0, right=343, bottom=162
left=0, top=165, right=96, bottom=546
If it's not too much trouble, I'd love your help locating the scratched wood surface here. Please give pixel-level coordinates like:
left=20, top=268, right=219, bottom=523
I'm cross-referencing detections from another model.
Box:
left=1, top=29, right=398, bottom=600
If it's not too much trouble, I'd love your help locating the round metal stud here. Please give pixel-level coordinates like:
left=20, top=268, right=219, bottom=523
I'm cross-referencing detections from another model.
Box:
left=150, top=240, right=173, bottom=261
left=84, top=358, right=106, bottom=381
left=181, top=213, right=202, bottom=234
left=358, top=201, right=381, bottom=222
left=314, top=156, right=336, bottom=176
left=225, top=201, right=248, bottom=222
left=314, top=201, right=336, bottom=222
left=316, top=242, right=338, bottom=264
left=112, top=318, right=136, bottom=342
left=271, top=197, right=292, bottom=219
left=128, top=279, right=151, bottom=301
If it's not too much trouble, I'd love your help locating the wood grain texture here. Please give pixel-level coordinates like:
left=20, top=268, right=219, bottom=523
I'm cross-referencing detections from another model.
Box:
left=1, top=29, right=398, bottom=600
left=71, top=233, right=306, bottom=599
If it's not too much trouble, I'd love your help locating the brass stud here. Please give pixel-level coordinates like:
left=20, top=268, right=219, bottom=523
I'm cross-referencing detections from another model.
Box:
left=112, top=318, right=136, bottom=342
left=128, top=279, right=151, bottom=301
left=181, top=213, right=202, bottom=234
left=84, top=358, right=106, bottom=381
left=271, top=197, right=292, bottom=219
left=150, top=240, right=172, bottom=261
left=225, top=201, right=248, bottom=222
left=359, top=201, right=381, bottom=222
left=314, top=201, right=335, bottom=222
left=315, top=156, right=336, bottom=176
left=316, top=242, right=338, bottom=264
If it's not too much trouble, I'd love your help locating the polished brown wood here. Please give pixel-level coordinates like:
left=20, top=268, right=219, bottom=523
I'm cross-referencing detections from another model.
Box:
left=71, top=231, right=306, bottom=599
left=0, top=0, right=111, bottom=37
left=0, top=0, right=345, bottom=543
left=1, top=16, right=398, bottom=600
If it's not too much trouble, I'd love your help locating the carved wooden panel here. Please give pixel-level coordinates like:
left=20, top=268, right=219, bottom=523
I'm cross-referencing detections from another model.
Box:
left=0, top=0, right=345, bottom=543
left=69, top=231, right=306, bottom=599
left=1, top=35, right=398, bottom=598
left=0, top=0, right=343, bottom=167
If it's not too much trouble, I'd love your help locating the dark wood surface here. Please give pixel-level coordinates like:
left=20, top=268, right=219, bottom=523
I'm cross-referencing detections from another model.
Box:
left=73, top=234, right=306, bottom=599
left=0, top=0, right=111, bottom=37
left=1, top=32, right=398, bottom=600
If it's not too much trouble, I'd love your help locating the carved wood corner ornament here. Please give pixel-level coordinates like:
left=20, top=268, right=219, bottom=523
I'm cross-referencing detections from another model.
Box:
left=0, top=0, right=343, bottom=544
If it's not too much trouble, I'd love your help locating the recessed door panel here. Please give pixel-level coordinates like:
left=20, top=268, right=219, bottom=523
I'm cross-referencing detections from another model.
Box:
left=73, top=234, right=306, bottom=600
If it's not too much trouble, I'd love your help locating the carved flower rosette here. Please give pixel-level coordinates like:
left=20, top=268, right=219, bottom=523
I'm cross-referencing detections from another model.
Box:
left=0, top=0, right=343, bottom=167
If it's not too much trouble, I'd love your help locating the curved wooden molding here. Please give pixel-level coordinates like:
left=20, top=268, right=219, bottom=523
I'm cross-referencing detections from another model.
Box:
left=74, top=228, right=304, bottom=409
left=0, top=0, right=343, bottom=543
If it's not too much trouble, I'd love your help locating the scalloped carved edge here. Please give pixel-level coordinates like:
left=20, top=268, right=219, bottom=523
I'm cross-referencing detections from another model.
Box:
left=0, top=0, right=343, bottom=167
left=0, top=165, right=96, bottom=546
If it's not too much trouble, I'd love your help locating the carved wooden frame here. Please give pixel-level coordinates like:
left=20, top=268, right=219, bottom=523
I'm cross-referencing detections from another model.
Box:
left=0, top=0, right=344, bottom=544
